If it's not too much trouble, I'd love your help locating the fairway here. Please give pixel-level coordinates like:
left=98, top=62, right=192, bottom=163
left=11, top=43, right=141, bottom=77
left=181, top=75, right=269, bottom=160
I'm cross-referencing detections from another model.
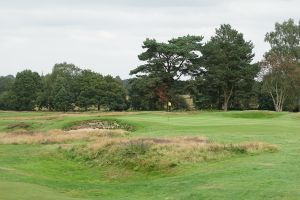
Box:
left=1, top=1, right=299, bottom=199
left=0, top=111, right=300, bottom=199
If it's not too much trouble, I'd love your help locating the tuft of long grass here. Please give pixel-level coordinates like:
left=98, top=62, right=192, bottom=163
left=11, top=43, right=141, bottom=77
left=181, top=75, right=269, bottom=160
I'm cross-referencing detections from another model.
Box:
left=0, top=129, right=127, bottom=145
left=60, top=136, right=278, bottom=172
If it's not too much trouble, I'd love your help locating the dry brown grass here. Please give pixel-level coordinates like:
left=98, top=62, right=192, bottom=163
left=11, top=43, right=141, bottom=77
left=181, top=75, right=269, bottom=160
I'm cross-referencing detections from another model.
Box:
left=0, top=129, right=127, bottom=145
left=1, top=128, right=277, bottom=155
left=79, top=136, right=277, bottom=154
left=0, top=127, right=278, bottom=172
left=59, top=134, right=278, bottom=172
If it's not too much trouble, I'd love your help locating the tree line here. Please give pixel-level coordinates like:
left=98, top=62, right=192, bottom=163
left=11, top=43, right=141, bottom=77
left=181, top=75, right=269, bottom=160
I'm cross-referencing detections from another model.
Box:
left=0, top=19, right=299, bottom=112
left=0, top=63, right=127, bottom=111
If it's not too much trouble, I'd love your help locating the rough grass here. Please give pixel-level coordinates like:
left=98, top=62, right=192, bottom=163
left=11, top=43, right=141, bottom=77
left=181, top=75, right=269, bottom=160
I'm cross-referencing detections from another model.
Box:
left=0, top=127, right=277, bottom=172
left=0, top=129, right=127, bottom=145
left=7, top=122, right=31, bottom=130
left=60, top=135, right=277, bottom=172
left=1, top=111, right=299, bottom=200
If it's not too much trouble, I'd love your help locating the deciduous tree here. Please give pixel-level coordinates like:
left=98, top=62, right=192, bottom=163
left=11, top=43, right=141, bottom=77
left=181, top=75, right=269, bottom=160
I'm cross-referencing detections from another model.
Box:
left=12, top=70, right=42, bottom=111
left=261, top=19, right=300, bottom=112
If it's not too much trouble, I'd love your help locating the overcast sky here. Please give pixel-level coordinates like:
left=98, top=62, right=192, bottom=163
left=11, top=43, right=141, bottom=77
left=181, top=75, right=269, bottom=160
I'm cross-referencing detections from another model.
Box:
left=0, top=0, right=299, bottom=78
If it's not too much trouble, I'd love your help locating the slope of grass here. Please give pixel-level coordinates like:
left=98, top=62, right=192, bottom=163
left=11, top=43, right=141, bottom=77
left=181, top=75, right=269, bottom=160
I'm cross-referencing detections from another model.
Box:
left=221, top=110, right=286, bottom=119
left=0, top=110, right=300, bottom=199
left=0, top=181, right=77, bottom=200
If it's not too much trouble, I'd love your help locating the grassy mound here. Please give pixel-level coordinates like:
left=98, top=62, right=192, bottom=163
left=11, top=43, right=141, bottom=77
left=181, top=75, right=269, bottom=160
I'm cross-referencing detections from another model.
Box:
left=0, top=125, right=278, bottom=173
left=61, top=136, right=278, bottom=172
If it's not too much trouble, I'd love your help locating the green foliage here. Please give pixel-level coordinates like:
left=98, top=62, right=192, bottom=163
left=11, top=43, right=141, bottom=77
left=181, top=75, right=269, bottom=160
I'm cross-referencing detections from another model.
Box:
left=0, top=91, right=16, bottom=110
left=74, top=70, right=103, bottom=110
left=128, top=77, right=163, bottom=110
left=42, top=64, right=128, bottom=111
left=0, top=63, right=128, bottom=112
left=0, top=75, right=14, bottom=94
left=130, top=35, right=203, bottom=107
left=131, top=36, right=203, bottom=79
left=258, top=94, right=275, bottom=110
left=171, top=95, right=189, bottom=110
left=12, top=70, right=42, bottom=111
left=196, top=24, right=258, bottom=111
left=0, top=76, right=15, bottom=110
left=261, top=19, right=300, bottom=112
left=189, top=77, right=222, bottom=110
left=47, top=63, right=80, bottom=111
left=100, top=76, right=128, bottom=111
left=53, top=85, right=74, bottom=112
left=265, top=19, right=300, bottom=58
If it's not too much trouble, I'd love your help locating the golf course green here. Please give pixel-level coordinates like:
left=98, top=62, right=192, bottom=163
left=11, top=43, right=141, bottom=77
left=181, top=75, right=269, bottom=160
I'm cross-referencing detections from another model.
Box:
left=0, top=111, right=299, bottom=199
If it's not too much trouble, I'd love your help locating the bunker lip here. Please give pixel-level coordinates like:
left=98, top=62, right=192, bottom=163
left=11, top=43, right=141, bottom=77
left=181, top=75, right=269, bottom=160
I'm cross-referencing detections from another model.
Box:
left=65, top=128, right=128, bottom=135
left=65, top=120, right=134, bottom=131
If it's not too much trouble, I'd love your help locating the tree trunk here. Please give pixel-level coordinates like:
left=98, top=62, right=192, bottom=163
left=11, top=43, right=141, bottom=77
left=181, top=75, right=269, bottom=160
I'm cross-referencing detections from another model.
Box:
left=269, top=90, right=285, bottom=112
left=223, top=86, right=233, bottom=112
left=223, top=100, right=229, bottom=112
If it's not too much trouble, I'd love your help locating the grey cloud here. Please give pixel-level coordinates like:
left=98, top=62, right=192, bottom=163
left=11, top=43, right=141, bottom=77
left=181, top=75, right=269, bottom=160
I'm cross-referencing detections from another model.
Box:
left=0, top=0, right=299, bottom=78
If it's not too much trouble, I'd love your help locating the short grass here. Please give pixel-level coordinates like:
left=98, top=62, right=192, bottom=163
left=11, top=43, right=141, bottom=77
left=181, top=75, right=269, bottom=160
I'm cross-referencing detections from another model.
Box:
left=0, top=110, right=300, bottom=199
